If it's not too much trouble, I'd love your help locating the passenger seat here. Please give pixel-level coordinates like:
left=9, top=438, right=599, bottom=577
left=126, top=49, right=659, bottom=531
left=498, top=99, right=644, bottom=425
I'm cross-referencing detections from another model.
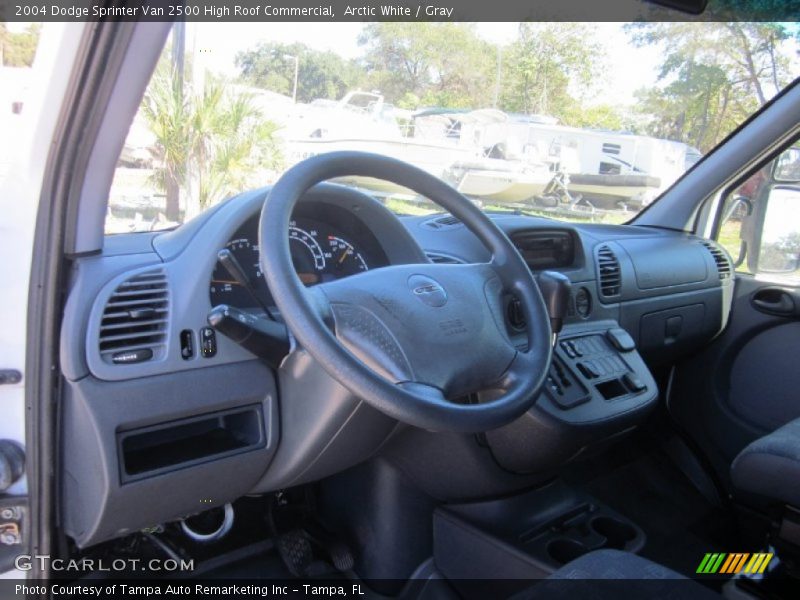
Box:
left=731, top=416, right=800, bottom=510
left=731, top=416, right=800, bottom=551
left=513, top=549, right=719, bottom=599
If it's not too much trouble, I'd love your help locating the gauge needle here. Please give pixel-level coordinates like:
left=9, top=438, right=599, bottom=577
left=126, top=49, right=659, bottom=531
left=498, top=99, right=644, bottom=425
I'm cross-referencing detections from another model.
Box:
left=338, top=249, right=351, bottom=264
left=211, top=279, right=241, bottom=285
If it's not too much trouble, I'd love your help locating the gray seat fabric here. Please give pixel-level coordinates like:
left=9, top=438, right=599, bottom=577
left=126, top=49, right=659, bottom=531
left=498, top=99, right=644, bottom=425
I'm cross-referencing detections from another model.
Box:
left=513, top=549, right=719, bottom=600
left=731, top=416, right=800, bottom=508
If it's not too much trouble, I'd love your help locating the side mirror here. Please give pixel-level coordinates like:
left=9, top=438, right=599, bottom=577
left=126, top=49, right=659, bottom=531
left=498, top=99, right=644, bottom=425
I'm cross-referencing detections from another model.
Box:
left=774, top=146, right=800, bottom=182
left=750, top=185, right=800, bottom=274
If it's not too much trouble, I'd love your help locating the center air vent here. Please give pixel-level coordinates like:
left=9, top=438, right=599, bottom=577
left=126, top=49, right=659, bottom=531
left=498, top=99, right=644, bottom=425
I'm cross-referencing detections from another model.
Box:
left=700, top=240, right=733, bottom=279
left=596, top=245, right=622, bottom=297
left=422, top=215, right=462, bottom=230
left=425, top=251, right=464, bottom=264
left=98, top=269, right=169, bottom=364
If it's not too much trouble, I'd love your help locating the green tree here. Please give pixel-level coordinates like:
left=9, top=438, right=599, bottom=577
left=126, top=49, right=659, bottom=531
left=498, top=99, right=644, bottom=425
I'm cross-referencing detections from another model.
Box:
left=0, top=23, right=40, bottom=67
left=565, top=104, right=626, bottom=131
left=142, top=65, right=283, bottom=219
left=627, top=22, right=794, bottom=151
left=236, top=42, right=362, bottom=103
left=358, top=23, right=495, bottom=108
left=499, top=23, right=606, bottom=121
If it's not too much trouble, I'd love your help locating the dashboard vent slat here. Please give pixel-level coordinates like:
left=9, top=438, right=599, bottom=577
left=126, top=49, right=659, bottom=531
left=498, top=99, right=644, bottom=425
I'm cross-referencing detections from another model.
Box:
left=700, top=240, right=733, bottom=279
left=98, top=269, right=169, bottom=362
left=596, top=245, right=622, bottom=297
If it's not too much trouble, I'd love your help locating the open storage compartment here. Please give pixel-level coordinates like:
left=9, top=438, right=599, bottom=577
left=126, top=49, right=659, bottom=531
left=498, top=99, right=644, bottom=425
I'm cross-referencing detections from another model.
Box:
left=118, top=404, right=265, bottom=483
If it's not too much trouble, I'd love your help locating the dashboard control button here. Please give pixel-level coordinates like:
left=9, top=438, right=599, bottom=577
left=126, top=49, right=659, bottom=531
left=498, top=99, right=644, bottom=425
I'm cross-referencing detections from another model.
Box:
left=200, top=327, right=217, bottom=358
left=623, top=373, right=646, bottom=392
left=180, top=329, right=195, bottom=360
left=577, top=362, right=599, bottom=379
left=574, top=287, right=592, bottom=318
left=606, top=328, right=636, bottom=352
left=560, top=341, right=577, bottom=358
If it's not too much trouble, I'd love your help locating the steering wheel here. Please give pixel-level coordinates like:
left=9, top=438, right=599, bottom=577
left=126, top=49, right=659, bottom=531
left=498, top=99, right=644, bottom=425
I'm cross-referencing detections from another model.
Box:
left=260, top=152, right=552, bottom=432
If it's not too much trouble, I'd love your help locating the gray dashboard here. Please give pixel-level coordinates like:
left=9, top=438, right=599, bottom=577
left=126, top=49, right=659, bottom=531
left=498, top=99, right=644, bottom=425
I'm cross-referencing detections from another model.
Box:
left=404, top=212, right=734, bottom=363
left=62, top=184, right=427, bottom=383
left=58, top=184, right=735, bottom=548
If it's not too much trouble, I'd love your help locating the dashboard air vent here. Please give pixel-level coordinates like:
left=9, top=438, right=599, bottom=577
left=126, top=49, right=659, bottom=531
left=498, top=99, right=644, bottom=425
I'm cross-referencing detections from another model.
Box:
left=426, top=252, right=464, bottom=264
left=98, top=268, right=169, bottom=364
left=422, top=215, right=462, bottom=230
left=700, top=240, right=732, bottom=279
left=596, top=245, right=622, bottom=297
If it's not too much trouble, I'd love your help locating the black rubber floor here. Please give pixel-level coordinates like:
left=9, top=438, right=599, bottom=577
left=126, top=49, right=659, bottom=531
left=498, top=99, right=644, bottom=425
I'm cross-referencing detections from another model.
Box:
left=564, top=437, right=737, bottom=579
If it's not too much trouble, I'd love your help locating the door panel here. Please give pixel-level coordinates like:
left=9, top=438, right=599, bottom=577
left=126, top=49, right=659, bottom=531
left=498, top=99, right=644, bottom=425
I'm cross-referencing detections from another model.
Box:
left=670, top=276, right=800, bottom=485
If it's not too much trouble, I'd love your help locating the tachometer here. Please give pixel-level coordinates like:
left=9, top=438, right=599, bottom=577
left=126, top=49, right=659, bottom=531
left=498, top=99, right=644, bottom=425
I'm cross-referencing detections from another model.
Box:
left=325, top=236, right=369, bottom=279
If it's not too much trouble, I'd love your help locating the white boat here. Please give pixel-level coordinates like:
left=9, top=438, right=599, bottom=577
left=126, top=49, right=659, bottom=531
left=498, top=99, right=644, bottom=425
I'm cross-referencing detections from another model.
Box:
left=279, top=91, right=481, bottom=196
left=514, top=122, right=701, bottom=207
left=413, top=109, right=701, bottom=208
left=566, top=173, right=662, bottom=206
left=446, top=158, right=554, bottom=203
left=413, top=109, right=558, bottom=203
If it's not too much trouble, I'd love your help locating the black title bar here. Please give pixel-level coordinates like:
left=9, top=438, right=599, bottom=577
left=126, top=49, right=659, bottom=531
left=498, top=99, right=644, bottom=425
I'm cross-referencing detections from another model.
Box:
left=1, top=0, right=798, bottom=22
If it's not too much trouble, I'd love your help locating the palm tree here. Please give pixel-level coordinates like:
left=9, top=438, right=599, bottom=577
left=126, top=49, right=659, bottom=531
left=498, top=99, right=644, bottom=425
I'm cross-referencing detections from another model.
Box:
left=142, top=64, right=284, bottom=221
left=141, top=65, right=189, bottom=221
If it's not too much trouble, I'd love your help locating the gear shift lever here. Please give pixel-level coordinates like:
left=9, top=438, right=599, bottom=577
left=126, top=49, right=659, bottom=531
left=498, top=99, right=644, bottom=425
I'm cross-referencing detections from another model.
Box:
left=537, top=270, right=572, bottom=342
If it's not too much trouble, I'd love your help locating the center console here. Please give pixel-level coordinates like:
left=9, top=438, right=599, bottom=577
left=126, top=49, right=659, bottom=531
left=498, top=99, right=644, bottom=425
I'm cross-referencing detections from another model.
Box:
left=485, top=319, right=658, bottom=474
left=433, top=480, right=646, bottom=598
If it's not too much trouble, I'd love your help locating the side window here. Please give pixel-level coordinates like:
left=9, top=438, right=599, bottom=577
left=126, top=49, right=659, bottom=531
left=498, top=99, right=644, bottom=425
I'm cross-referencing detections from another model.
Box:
left=716, top=142, right=800, bottom=285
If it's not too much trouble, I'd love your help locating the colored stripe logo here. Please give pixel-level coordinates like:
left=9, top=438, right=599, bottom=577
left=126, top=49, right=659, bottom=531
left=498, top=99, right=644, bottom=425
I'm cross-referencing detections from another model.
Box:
left=696, top=553, right=773, bottom=574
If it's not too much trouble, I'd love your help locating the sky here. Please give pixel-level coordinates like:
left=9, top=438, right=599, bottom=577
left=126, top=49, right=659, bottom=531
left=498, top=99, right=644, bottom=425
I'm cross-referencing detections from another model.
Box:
left=186, top=22, right=664, bottom=108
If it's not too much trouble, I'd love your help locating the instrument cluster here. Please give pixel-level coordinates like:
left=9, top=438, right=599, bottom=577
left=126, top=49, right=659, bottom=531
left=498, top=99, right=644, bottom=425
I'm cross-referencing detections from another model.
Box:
left=209, top=206, right=387, bottom=311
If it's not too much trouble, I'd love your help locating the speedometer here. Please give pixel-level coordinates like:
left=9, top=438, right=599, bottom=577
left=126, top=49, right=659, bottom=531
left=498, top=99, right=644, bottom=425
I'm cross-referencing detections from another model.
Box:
left=289, top=223, right=327, bottom=285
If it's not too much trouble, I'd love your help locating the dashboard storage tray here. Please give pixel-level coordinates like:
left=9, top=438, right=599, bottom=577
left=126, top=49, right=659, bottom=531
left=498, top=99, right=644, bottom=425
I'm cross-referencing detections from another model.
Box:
left=118, top=405, right=265, bottom=482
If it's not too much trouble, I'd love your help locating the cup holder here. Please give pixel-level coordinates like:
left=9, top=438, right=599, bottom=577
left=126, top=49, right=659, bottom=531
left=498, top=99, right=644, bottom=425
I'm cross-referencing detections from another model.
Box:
left=547, top=538, right=590, bottom=564
left=590, top=516, right=637, bottom=550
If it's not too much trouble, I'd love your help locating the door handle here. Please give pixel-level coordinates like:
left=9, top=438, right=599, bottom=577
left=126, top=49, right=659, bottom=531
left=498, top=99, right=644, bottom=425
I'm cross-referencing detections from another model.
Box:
left=751, top=288, right=798, bottom=316
left=0, top=370, right=22, bottom=385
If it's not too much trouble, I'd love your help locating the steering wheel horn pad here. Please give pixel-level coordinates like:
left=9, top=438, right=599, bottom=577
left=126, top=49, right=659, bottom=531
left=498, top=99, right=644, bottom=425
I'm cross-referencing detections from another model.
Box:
left=260, top=151, right=552, bottom=432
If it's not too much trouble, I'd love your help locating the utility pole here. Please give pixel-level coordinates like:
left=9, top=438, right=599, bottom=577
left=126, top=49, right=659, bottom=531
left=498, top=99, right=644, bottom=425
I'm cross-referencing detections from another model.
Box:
left=284, top=54, right=299, bottom=103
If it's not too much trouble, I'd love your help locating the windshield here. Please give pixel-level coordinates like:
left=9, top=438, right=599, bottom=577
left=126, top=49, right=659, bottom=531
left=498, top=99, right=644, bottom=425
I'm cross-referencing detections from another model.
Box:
left=103, top=22, right=799, bottom=234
